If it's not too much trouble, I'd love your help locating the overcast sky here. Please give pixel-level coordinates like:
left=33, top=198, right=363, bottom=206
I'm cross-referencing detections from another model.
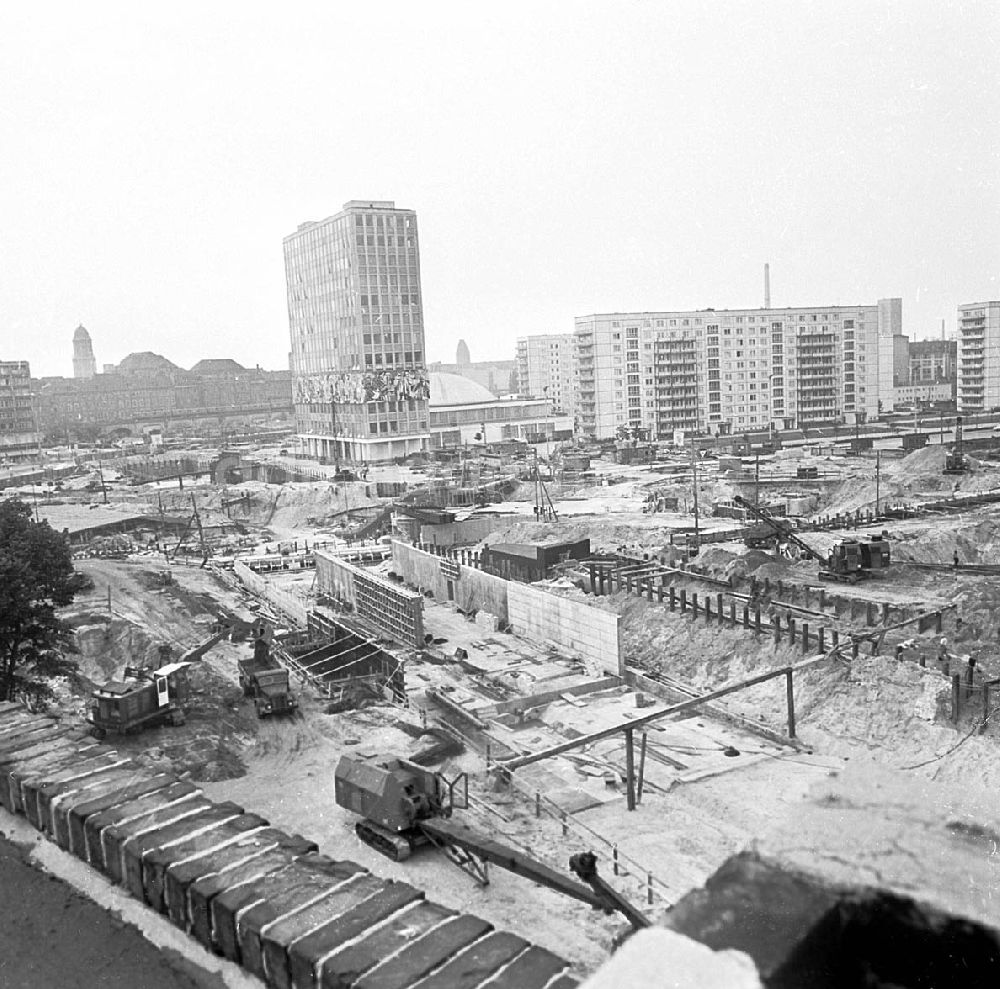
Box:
left=2, top=2, right=997, bottom=377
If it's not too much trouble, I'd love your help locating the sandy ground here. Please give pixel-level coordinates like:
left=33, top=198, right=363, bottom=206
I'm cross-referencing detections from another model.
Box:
left=34, top=444, right=1000, bottom=980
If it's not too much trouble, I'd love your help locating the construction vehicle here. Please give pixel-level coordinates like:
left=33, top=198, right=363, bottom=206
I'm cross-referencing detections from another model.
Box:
left=334, top=754, right=647, bottom=929
left=944, top=416, right=968, bottom=474
left=733, top=496, right=890, bottom=583
left=238, top=634, right=297, bottom=718
left=88, top=661, right=191, bottom=739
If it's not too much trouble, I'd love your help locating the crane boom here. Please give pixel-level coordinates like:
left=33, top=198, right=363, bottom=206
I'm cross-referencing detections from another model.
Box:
left=732, top=496, right=823, bottom=562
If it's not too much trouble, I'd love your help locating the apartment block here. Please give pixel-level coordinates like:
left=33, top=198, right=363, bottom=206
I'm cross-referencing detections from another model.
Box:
left=957, top=301, right=1000, bottom=413
left=284, top=200, right=430, bottom=464
left=574, top=302, right=899, bottom=440
left=0, top=361, right=40, bottom=463
left=515, top=334, right=577, bottom=415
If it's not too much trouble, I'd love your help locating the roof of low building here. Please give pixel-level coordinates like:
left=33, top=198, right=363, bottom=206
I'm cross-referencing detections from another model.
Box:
left=189, top=358, right=248, bottom=375
left=429, top=372, right=497, bottom=407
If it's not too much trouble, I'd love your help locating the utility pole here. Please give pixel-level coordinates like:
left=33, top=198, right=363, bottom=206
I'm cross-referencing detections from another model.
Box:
left=97, top=451, right=108, bottom=504
left=690, top=439, right=700, bottom=552
left=875, top=450, right=881, bottom=515
left=754, top=452, right=760, bottom=507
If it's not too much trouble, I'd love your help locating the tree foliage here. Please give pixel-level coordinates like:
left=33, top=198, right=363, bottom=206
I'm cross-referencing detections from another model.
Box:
left=0, top=500, right=90, bottom=705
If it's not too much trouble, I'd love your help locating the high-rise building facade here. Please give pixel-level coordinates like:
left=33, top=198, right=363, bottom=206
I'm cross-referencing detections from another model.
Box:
left=957, top=301, right=1000, bottom=413
left=73, top=324, right=97, bottom=379
left=574, top=301, right=899, bottom=440
left=515, top=334, right=577, bottom=416
left=284, top=201, right=430, bottom=463
left=0, top=360, right=40, bottom=463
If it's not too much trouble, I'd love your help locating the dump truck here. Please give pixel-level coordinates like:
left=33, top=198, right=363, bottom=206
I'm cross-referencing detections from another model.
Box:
left=88, top=661, right=191, bottom=739
left=238, top=638, right=297, bottom=718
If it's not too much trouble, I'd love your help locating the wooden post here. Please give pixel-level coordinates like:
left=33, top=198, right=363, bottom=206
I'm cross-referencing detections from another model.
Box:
left=754, top=608, right=761, bottom=634
left=788, top=618, right=796, bottom=644
left=680, top=589, right=687, bottom=613
left=951, top=674, right=961, bottom=724
left=613, top=845, right=619, bottom=876
left=935, top=611, right=943, bottom=634
left=535, top=791, right=541, bottom=817
left=657, top=585, right=665, bottom=603
left=717, top=593, right=724, bottom=624
left=818, top=627, right=825, bottom=652
left=786, top=669, right=796, bottom=738
left=984, top=683, right=992, bottom=727
left=625, top=728, right=636, bottom=811
left=802, top=623, right=810, bottom=653
left=691, top=592, right=699, bottom=618
left=831, top=629, right=839, bottom=647
left=743, top=606, right=750, bottom=629
left=647, top=578, right=654, bottom=602
left=637, top=732, right=648, bottom=804
left=669, top=586, right=676, bottom=611
left=730, top=601, right=737, bottom=626
left=589, top=563, right=598, bottom=596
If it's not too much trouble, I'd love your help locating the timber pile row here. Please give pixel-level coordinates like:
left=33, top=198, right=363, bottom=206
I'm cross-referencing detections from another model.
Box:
left=0, top=702, right=577, bottom=989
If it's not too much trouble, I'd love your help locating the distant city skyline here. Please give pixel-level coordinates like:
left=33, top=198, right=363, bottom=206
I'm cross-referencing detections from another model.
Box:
left=2, top=3, right=997, bottom=378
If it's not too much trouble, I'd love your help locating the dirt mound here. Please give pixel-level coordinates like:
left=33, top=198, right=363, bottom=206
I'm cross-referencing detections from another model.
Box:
left=618, top=594, right=1000, bottom=785
left=73, top=618, right=165, bottom=683
left=722, top=550, right=785, bottom=582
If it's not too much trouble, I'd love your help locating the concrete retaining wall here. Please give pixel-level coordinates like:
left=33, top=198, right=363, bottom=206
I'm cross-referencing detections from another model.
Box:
left=507, top=583, right=623, bottom=677
left=316, top=550, right=424, bottom=648
left=232, top=561, right=309, bottom=627
left=420, top=516, right=508, bottom=547
left=391, top=540, right=510, bottom=621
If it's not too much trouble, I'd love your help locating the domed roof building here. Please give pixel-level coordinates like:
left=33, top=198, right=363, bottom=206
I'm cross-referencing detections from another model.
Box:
left=428, top=372, right=497, bottom=406
left=427, top=372, right=572, bottom=449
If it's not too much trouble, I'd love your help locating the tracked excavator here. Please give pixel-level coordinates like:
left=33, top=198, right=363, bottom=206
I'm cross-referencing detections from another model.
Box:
left=733, top=496, right=890, bottom=583
left=334, top=754, right=649, bottom=931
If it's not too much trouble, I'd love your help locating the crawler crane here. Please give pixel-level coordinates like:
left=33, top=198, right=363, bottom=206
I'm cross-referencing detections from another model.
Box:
left=733, top=496, right=890, bottom=584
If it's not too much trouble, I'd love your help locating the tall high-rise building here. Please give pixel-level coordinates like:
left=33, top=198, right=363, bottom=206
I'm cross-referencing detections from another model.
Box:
left=574, top=301, right=901, bottom=440
left=72, top=324, right=97, bottom=379
left=0, top=360, right=39, bottom=463
left=515, top=334, right=577, bottom=415
left=284, top=201, right=430, bottom=463
left=957, top=301, right=1000, bottom=413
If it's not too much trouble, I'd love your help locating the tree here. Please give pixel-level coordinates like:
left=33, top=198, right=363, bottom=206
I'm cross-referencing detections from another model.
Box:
left=0, top=500, right=90, bottom=705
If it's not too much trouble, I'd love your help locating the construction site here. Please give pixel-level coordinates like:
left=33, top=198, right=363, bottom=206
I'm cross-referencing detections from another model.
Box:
left=3, top=430, right=1000, bottom=988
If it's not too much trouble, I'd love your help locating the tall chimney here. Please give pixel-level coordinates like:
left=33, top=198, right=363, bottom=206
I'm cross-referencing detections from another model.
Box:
left=941, top=318, right=946, bottom=340
left=764, top=263, right=771, bottom=309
